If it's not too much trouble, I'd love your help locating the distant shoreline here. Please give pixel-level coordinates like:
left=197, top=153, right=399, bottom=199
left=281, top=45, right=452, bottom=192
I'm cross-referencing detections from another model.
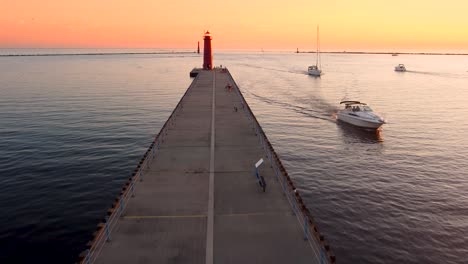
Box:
left=0, top=51, right=197, bottom=57
left=1, top=50, right=467, bottom=57
left=296, top=51, right=468, bottom=56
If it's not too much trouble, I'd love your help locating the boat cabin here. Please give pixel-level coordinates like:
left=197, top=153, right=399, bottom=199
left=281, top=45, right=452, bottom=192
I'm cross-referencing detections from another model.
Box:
left=340, top=101, right=373, bottom=112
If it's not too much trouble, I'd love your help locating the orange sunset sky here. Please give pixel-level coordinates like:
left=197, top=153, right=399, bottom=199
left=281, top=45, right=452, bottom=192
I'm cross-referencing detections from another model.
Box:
left=1, top=0, right=468, bottom=52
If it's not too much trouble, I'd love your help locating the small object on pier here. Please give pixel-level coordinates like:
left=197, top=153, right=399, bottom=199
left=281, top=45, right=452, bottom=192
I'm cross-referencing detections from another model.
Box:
left=190, top=68, right=201, bottom=77
left=225, top=83, right=232, bottom=92
left=255, top=159, right=266, bottom=192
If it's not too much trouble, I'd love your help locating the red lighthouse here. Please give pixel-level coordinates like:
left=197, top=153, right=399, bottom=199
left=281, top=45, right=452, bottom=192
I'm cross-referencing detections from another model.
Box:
left=203, top=31, right=213, bottom=70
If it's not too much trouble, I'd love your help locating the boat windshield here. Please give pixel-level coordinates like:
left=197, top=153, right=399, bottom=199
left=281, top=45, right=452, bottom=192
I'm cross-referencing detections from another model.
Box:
left=362, top=105, right=373, bottom=112
left=309, top=66, right=318, bottom=70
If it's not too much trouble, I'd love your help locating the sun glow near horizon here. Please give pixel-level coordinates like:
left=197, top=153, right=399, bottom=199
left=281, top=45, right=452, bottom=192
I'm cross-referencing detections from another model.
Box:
left=1, top=0, right=468, bottom=52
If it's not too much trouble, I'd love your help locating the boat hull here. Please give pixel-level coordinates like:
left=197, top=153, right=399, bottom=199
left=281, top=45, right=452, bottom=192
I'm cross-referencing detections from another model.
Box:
left=308, top=69, right=321, bottom=76
left=394, top=65, right=406, bottom=72
left=337, top=112, right=384, bottom=129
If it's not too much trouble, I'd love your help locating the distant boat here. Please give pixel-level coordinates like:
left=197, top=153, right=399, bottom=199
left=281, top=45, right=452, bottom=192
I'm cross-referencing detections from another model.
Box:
left=308, top=25, right=322, bottom=77
left=337, top=101, right=385, bottom=129
left=394, top=64, right=406, bottom=72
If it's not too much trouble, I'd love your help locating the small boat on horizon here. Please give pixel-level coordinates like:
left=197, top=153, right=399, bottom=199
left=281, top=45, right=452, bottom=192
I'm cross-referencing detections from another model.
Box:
left=308, top=25, right=322, bottom=77
left=337, top=101, right=385, bottom=129
left=395, top=64, right=406, bottom=72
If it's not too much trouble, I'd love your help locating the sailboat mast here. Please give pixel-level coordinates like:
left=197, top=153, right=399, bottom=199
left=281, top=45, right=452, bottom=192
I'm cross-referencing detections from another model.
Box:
left=316, top=25, right=320, bottom=68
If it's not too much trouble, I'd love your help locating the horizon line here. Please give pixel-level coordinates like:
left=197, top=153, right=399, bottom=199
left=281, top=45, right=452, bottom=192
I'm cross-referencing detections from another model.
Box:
left=1, top=49, right=468, bottom=57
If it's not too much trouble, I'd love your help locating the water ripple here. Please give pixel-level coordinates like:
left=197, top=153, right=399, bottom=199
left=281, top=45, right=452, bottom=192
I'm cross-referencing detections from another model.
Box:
left=1, top=52, right=468, bottom=263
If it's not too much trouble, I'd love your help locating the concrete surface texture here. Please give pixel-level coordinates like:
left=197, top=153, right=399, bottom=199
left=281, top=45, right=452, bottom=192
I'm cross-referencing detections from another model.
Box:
left=94, top=69, right=318, bottom=264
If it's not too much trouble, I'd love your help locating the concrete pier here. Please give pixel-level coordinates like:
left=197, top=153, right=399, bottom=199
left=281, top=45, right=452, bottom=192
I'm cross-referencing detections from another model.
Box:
left=80, top=68, right=334, bottom=264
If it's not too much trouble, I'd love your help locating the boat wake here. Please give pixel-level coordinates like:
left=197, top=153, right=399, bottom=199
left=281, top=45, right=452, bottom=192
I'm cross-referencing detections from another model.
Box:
left=405, top=70, right=466, bottom=78
left=242, top=89, right=338, bottom=122
left=406, top=70, right=441, bottom=75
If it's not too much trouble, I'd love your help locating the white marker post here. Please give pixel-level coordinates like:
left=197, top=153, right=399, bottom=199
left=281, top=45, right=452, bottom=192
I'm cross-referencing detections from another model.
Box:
left=255, top=158, right=264, bottom=169
left=255, top=158, right=266, bottom=192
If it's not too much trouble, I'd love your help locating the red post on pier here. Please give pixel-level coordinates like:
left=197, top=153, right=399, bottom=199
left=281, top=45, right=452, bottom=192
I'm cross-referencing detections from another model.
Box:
left=203, top=31, right=213, bottom=70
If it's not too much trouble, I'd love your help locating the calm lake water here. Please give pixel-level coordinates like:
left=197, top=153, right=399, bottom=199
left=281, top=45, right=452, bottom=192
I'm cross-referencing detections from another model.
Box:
left=1, top=50, right=467, bottom=263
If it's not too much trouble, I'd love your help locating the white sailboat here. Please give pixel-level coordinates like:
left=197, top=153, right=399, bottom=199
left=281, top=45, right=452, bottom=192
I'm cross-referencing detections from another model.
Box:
left=308, top=25, right=322, bottom=77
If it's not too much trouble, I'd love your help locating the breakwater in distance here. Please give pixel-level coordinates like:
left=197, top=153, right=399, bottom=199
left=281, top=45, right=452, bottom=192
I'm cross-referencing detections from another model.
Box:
left=297, top=51, right=468, bottom=55
left=0, top=51, right=196, bottom=57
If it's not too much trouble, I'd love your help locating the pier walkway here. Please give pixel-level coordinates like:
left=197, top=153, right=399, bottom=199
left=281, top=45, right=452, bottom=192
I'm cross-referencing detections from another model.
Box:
left=81, top=68, right=334, bottom=264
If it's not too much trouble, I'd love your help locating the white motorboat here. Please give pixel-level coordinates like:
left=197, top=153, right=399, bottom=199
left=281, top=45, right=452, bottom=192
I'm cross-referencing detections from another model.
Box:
left=337, top=101, right=385, bottom=129
left=394, top=64, right=406, bottom=72
left=308, top=25, right=322, bottom=76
